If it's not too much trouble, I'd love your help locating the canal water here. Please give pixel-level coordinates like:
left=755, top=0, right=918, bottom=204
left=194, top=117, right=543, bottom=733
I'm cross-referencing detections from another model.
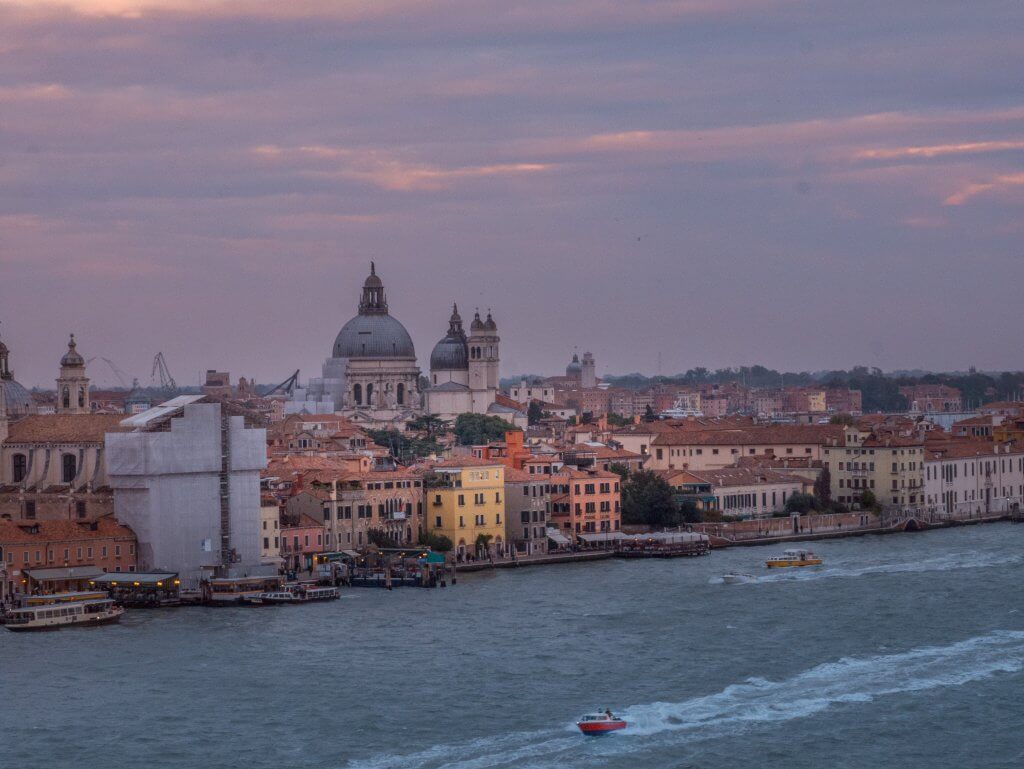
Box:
left=4, top=523, right=1024, bottom=769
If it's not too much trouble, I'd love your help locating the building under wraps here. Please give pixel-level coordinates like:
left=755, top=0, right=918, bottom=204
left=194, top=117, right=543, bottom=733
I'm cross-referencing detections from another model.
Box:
left=105, top=396, right=269, bottom=582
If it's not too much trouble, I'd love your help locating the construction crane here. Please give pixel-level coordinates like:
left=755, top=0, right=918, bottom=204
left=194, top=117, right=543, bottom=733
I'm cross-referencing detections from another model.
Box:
left=151, top=352, right=177, bottom=390
left=264, top=369, right=300, bottom=397
left=86, top=357, right=135, bottom=389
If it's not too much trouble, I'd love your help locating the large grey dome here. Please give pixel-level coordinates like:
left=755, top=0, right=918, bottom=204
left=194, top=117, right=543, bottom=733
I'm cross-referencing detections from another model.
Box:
left=2, top=379, right=32, bottom=417
left=333, top=314, right=416, bottom=359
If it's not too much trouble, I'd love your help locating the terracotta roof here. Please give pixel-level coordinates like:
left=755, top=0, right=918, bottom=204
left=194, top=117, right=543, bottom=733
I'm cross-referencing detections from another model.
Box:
left=427, top=457, right=506, bottom=469
left=503, top=468, right=534, bottom=483
left=0, top=516, right=135, bottom=544
left=4, top=414, right=127, bottom=445
left=687, top=467, right=802, bottom=488
left=651, top=424, right=841, bottom=447
left=925, top=441, right=1022, bottom=461
left=493, top=394, right=526, bottom=412
left=553, top=468, right=619, bottom=480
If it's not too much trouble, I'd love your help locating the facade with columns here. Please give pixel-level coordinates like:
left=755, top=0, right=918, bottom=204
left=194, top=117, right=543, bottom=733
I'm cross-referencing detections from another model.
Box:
left=1, top=339, right=119, bottom=522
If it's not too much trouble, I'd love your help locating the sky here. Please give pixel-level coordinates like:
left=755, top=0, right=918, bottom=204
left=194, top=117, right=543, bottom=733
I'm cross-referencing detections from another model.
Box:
left=1, top=0, right=1022, bottom=388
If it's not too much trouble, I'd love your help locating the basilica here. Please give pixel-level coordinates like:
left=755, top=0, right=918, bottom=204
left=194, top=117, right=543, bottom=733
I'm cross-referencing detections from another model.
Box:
left=288, top=264, right=524, bottom=428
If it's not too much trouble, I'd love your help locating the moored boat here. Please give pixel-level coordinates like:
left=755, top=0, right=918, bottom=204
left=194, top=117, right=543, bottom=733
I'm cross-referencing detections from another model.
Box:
left=259, top=591, right=299, bottom=604
left=2, top=598, right=124, bottom=631
left=765, top=548, right=823, bottom=568
left=576, top=711, right=627, bottom=735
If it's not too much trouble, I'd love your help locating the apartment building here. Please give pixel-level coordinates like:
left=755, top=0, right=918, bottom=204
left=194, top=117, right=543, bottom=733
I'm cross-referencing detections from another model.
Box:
left=924, top=441, right=1024, bottom=515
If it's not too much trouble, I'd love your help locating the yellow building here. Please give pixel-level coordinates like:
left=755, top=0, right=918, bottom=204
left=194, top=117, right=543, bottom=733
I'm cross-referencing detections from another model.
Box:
left=425, top=458, right=506, bottom=559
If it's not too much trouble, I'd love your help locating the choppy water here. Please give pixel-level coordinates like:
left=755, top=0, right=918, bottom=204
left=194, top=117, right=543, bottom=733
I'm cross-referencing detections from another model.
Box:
left=4, top=524, right=1024, bottom=769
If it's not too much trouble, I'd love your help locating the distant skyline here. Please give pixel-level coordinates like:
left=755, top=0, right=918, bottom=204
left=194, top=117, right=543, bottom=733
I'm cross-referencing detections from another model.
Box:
left=2, top=1, right=1023, bottom=387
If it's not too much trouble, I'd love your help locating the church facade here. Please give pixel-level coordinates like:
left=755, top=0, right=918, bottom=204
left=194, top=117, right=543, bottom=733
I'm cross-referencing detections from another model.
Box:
left=289, top=264, right=524, bottom=428
left=288, top=264, right=422, bottom=426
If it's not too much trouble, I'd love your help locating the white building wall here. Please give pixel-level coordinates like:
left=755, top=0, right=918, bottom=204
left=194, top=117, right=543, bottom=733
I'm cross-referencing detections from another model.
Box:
left=106, top=403, right=267, bottom=580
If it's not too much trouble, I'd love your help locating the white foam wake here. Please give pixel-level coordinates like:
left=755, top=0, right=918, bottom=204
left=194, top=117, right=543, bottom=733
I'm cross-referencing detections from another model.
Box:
left=343, top=630, right=1024, bottom=769
left=710, top=550, right=1024, bottom=585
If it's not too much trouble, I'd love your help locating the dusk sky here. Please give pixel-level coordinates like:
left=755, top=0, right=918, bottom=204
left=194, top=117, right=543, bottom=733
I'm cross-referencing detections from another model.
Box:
left=1, top=0, right=1022, bottom=388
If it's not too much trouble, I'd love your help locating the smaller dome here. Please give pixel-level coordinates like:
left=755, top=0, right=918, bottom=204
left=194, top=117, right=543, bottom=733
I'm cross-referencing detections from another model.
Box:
left=566, top=353, right=582, bottom=374
left=61, top=334, right=85, bottom=368
left=2, top=379, right=33, bottom=417
left=430, top=337, right=468, bottom=371
left=484, top=311, right=497, bottom=332
left=470, top=310, right=485, bottom=333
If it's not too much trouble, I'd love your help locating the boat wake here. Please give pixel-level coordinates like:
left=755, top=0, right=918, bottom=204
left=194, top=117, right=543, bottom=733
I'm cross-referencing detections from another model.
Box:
left=343, top=630, right=1024, bottom=769
left=710, top=550, right=1024, bottom=585
left=758, top=550, right=1024, bottom=583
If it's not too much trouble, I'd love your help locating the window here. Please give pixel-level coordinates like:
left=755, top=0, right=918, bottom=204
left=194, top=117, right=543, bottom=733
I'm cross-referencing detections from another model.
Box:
left=353, top=383, right=362, bottom=405
left=62, top=454, right=77, bottom=484
left=11, top=454, right=27, bottom=483
left=458, top=494, right=465, bottom=506
left=24, top=500, right=36, bottom=519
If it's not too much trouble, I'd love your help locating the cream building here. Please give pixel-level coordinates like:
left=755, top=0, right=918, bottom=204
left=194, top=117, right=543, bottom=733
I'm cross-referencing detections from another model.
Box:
left=924, top=441, right=1024, bottom=515
left=822, top=428, right=925, bottom=509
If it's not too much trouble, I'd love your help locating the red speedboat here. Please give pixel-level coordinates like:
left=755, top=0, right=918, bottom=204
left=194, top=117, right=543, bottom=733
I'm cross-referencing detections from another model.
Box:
left=576, top=711, right=627, bottom=735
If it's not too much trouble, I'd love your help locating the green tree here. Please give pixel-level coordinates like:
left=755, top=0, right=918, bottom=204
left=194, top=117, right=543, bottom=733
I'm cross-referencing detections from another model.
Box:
left=678, top=498, right=702, bottom=523
left=608, top=462, right=630, bottom=482
left=420, top=531, right=453, bottom=552
left=784, top=492, right=819, bottom=514
left=367, top=528, right=399, bottom=548
left=829, top=414, right=855, bottom=425
left=858, top=489, right=881, bottom=513
left=527, top=401, right=543, bottom=426
left=367, top=428, right=440, bottom=461
left=406, top=414, right=450, bottom=441
left=813, top=465, right=832, bottom=509
left=606, top=412, right=631, bottom=427
left=453, top=413, right=519, bottom=445
left=642, top=404, right=657, bottom=422
left=622, top=470, right=678, bottom=527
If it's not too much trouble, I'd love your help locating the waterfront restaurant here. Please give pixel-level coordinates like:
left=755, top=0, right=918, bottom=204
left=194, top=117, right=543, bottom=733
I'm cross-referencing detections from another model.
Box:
left=22, top=565, right=105, bottom=595
left=91, top=572, right=181, bottom=607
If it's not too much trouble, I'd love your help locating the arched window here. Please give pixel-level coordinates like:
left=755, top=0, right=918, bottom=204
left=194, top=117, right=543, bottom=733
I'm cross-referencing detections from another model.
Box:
left=397, top=383, right=405, bottom=405
left=353, top=384, right=362, bottom=405
left=366, top=383, right=374, bottom=406
left=62, top=454, right=77, bottom=484
left=433, top=375, right=437, bottom=385
left=62, top=386, right=70, bottom=410
left=12, top=454, right=27, bottom=483
left=78, top=387, right=86, bottom=408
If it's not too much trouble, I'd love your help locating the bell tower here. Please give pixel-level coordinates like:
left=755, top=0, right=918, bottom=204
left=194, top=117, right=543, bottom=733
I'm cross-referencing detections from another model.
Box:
left=56, top=333, right=90, bottom=414
left=468, top=309, right=500, bottom=395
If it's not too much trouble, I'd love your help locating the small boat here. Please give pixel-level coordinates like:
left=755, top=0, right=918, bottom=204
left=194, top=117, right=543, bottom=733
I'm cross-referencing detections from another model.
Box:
left=2, top=598, right=124, bottom=631
left=765, top=548, right=823, bottom=568
left=576, top=711, right=627, bottom=735
left=722, top=572, right=756, bottom=584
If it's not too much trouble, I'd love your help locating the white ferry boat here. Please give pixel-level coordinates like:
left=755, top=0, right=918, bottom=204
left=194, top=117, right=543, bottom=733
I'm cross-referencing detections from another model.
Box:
left=3, top=598, right=124, bottom=631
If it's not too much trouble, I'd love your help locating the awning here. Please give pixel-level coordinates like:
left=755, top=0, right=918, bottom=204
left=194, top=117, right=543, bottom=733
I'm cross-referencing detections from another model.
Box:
left=576, top=532, right=627, bottom=543
left=546, top=528, right=572, bottom=545
left=23, top=566, right=105, bottom=582
left=92, top=572, right=177, bottom=586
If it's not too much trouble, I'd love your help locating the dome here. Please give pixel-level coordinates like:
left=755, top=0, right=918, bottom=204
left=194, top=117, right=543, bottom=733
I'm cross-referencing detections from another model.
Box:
left=430, top=337, right=468, bottom=370
left=566, top=353, right=582, bottom=374
left=430, top=303, right=468, bottom=371
left=2, top=378, right=33, bottom=417
left=60, top=334, right=85, bottom=368
left=333, top=313, right=416, bottom=359
left=470, top=310, right=485, bottom=333
left=484, top=311, right=497, bottom=332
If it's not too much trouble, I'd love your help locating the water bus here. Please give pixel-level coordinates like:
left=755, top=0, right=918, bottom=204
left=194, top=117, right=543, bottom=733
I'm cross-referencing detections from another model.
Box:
left=3, top=597, right=124, bottom=631
left=203, top=576, right=283, bottom=606
left=765, top=548, right=823, bottom=568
